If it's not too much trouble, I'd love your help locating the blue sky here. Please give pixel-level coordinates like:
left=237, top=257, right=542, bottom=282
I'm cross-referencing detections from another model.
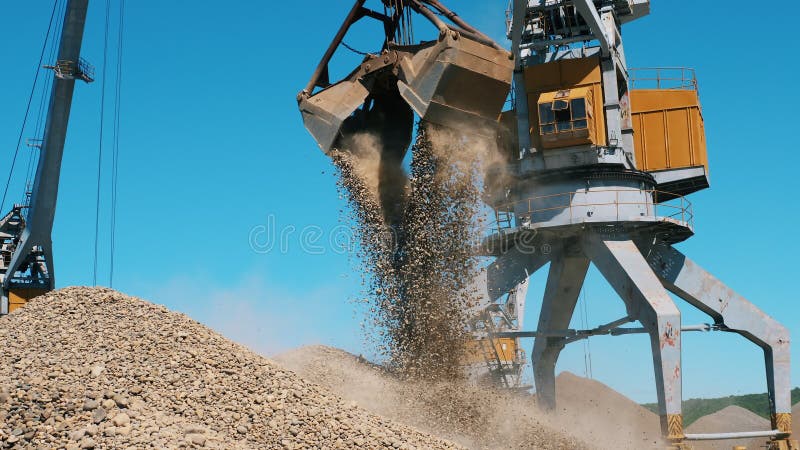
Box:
left=1, top=1, right=799, bottom=404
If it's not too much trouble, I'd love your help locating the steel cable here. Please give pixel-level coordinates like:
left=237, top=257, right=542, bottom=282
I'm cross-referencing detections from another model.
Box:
left=109, top=0, right=125, bottom=287
left=93, top=0, right=111, bottom=286
left=22, top=3, right=63, bottom=207
left=1, top=1, right=61, bottom=213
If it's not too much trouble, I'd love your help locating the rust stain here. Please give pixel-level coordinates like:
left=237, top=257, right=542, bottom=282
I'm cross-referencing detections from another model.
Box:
left=661, top=321, right=676, bottom=348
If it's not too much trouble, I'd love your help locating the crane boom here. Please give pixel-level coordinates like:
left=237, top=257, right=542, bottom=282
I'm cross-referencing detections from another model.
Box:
left=0, top=0, right=92, bottom=314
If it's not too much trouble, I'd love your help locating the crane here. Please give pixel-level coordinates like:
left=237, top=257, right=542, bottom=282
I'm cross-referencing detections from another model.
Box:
left=470, top=1, right=796, bottom=449
left=0, top=0, right=93, bottom=315
left=300, top=2, right=795, bottom=449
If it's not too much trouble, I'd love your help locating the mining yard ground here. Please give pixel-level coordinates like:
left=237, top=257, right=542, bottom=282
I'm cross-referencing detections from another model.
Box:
left=0, top=287, right=792, bottom=449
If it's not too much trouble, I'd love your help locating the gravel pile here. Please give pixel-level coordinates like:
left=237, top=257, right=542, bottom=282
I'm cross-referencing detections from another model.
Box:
left=793, top=403, right=800, bottom=443
left=685, top=405, right=770, bottom=450
left=0, top=287, right=460, bottom=449
left=554, top=372, right=663, bottom=449
left=276, top=345, right=592, bottom=450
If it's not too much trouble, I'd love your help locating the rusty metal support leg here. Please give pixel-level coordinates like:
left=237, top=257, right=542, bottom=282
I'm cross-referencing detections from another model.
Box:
left=644, top=243, right=794, bottom=443
left=531, top=250, right=590, bottom=410
left=585, top=237, right=684, bottom=441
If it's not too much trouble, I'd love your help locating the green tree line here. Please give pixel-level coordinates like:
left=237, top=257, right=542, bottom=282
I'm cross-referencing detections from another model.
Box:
left=643, top=388, right=800, bottom=426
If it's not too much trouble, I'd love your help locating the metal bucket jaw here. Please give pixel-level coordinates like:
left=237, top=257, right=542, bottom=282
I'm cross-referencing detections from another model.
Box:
left=396, top=32, right=514, bottom=133
left=298, top=80, right=370, bottom=154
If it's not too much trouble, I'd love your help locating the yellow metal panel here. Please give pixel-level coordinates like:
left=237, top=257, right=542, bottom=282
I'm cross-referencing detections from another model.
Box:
left=8, top=299, right=25, bottom=314
left=523, top=57, right=602, bottom=93
left=464, top=338, right=517, bottom=364
left=632, top=113, right=646, bottom=168
left=541, top=129, right=593, bottom=149
left=642, top=111, right=668, bottom=169
left=532, top=85, right=603, bottom=149
left=537, top=87, right=592, bottom=103
left=691, top=108, right=708, bottom=170
left=666, top=109, right=692, bottom=167
left=630, top=89, right=708, bottom=173
left=524, top=57, right=606, bottom=149
left=590, top=84, right=605, bottom=145
left=8, top=288, right=48, bottom=313
left=495, top=338, right=516, bottom=361
left=630, top=89, right=700, bottom=112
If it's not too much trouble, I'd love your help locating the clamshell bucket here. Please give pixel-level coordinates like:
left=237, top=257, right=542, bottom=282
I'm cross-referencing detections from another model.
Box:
left=298, top=80, right=370, bottom=154
left=397, top=32, right=514, bottom=132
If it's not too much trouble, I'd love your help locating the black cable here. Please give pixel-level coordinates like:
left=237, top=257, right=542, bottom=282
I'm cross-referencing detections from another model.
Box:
left=407, top=4, right=414, bottom=44
left=1, top=1, right=60, bottom=213
left=109, top=0, right=125, bottom=287
left=21, top=77, right=48, bottom=205
left=341, top=41, right=374, bottom=56
left=93, top=0, right=111, bottom=286
left=23, top=5, right=62, bottom=206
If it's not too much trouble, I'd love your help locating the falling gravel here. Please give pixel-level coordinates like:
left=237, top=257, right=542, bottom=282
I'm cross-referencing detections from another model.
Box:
left=333, top=121, right=487, bottom=380
left=0, top=287, right=461, bottom=449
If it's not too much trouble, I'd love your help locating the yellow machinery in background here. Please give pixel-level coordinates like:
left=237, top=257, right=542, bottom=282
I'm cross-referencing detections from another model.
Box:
left=464, top=336, right=524, bottom=388
left=465, top=337, right=518, bottom=365
left=8, top=288, right=48, bottom=314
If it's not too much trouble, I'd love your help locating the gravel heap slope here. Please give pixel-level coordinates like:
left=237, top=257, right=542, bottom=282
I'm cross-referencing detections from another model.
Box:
left=0, top=287, right=459, bottom=450
left=276, top=345, right=591, bottom=450
left=792, top=402, right=800, bottom=442
left=685, top=405, right=770, bottom=450
left=554, top=372, right=663, bottom=449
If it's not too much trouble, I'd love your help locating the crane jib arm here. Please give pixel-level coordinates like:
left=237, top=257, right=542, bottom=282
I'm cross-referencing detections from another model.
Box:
left=2, top=0, right=91, bottom=299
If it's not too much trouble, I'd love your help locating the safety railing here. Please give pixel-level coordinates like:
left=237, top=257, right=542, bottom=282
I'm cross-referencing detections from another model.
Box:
left=77, top=57, right=95, bottom=83
left=491, top=189, right=694, bottom=232
left=629, top=67, right=697, bottom=91
left=45, top=58, right=95, bottom=83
